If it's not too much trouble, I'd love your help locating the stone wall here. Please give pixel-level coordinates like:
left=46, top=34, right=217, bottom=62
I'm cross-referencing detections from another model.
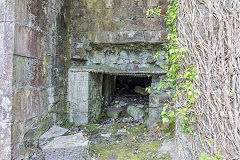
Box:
left=149, top=74, right=171, bottom=129
left=68, top=0, right=169, bottom=127
left=0, top=1, right=15, bottom=159
left=0, top=0, right=170, bottom=159
left=68, top=71, right=103, bottom=125
left=0, top=0, right=71, bottom=159
left=70, top=0, right=169, bottom=60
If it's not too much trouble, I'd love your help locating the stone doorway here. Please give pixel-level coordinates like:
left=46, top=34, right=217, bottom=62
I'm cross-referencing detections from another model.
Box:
left=102, top=74, right=152, bottom=123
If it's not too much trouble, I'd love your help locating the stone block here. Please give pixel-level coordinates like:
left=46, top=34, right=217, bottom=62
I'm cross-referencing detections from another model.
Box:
left=144, top=30, right=162, bottom=42
left=151, top=18, right=166, bottom=30
left=15, top=0, right=29, bottom=24
left=131, top=18, right=151, bottom=31
left=0, top=54, right=13, bottom=83
left=71, top=112, right=89, bottom=125
left=149, top=107, right=163, bottom=129
left=0, top=0, right=15, bottom=21
left=149, top=92, right=170, bottom=107
left=14, top=24, right=44, bottom=58
left=0, top=122, right=11, bottom=160
left=0, top=94, right=12, bottom=122
left=128, top=8, right=145, bottom=18
left=0, top=22, right=15, bottom=54
left=113, top=0, right=131, bottom=8
left=131, top=0, right=147, bottom=7
left=42, top=134, right=89, bottom=160
left=12, top=88, right=49, bottom=122
left=111, top=31, right=144, bottom=43
left=40, top=126, right=68, bottom=140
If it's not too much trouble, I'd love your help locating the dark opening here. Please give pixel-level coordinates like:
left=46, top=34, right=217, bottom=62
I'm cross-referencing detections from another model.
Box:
left=115, top=75, right=151, bottom=94
left=101, top=74, right=152, bottom=122
left=114, top=75, right=152, bottom=105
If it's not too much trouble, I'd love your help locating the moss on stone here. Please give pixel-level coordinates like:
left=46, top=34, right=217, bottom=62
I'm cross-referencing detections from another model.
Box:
left=89, top=122, right=174, bottom=160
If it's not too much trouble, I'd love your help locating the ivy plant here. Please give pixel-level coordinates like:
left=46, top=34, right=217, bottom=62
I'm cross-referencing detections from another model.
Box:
left=147, top=0, right=200, bottom=134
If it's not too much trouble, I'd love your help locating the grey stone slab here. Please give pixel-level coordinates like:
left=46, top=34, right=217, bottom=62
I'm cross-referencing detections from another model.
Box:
left=40, top=125, right=68, bottom=140
left=0, top=122, right=11, bottom=160
left=148, top=107, right=163, bottom=129
left=42, top=133, right=89, bottom=160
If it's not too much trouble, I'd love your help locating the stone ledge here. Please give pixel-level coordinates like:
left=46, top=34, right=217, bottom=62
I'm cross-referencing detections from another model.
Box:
left=69, top=65, right=166, bottom=75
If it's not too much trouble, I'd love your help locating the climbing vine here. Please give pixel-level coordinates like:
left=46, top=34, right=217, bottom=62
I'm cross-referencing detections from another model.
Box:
left=148, top=0, right=240, bottom=159
left=147, top=0, right=199, bottom=134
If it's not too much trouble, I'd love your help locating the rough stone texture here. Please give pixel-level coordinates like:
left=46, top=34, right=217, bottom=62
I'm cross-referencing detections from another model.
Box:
left=42, top=133, right=89, bottom=160
left=69, top=1, right=168, bottom=122
left=0, top=0, right=171, bottom=159
left=0, top=0, right=71, bottom=159
left=40, top=126, right=68, bottom=140
left=127, top=105, right=145, bottom=121
left=71, top=0, right=169, bottom=59
left=134, top=86, right=148, bottom=95
left=102, top=74, right=116, bottom=105
left=68, top=71, right=103, bottom=125
left=71, top=43, right=166, bottom=74
left=158, top=138, right=178, bottom=159
left=149, top=75, right=171, bottom=129
left=68, top=72, right=89, bottom=125
left=106, top=106, right=123, bottom=118
left=0, top=0, right=15, bottom=159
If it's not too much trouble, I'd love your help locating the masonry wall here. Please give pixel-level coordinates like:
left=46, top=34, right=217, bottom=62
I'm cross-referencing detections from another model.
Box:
left=70, top=0, right=169, bottom=61
left=0, top=1, right=15, bottom=159
left=9, top=0, right=70, bottom=159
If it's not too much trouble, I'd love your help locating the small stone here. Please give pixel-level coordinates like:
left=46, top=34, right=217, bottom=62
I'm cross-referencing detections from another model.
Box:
left=119, top=101, right=127, bottom=106
left=116, top=129, right=127, bottom=135
left=134, top=86, right=148, bottom=95
left=122, top=117, right=133, bottom=123
left=114, top=104, right=122, bottom=108
left=127, top=105, right=145, bottom=121
left=106, top=107, right=123, bottom=118
left=101, top=133, right=112, bottom=138
left=136, top=104, right=145, bottom=109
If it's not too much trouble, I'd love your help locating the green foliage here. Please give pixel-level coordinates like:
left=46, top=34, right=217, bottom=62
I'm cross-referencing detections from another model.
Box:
left=200, top=152, right=223, bottom=160
left=147, top=0, right=199, bottom=134
left=5, top=0, right=10, bottom=4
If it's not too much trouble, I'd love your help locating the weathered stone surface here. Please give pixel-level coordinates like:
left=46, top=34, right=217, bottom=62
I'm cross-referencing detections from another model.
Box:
left=0, top=0, right=171, bottom=159
left=106, top=106, right=123, bottom=118
left=134, top=86, right=148, bottom=95
left=0, top=1, right=15, bottom=159
left=68, top=71, right=90, bottom=125
left=150, top=92, right=170, bottom=107
left=122, top=117, right=133, bottom=123
left=157, top=139, right=178, bottom=159
left=70, top=0, right=169, bottom=59
left=68, top=71, right=103, bottom=125
left=127, top=105, right=145, bottom=122
left=0, top=122, right=12, bottom=159
left=42, top=134, right=89, bottom=160
left=40, top=126, right=68, bottom=140
left=148, top=107, right=163, bottom=129
left=8, top=0, right=71, bottom=159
